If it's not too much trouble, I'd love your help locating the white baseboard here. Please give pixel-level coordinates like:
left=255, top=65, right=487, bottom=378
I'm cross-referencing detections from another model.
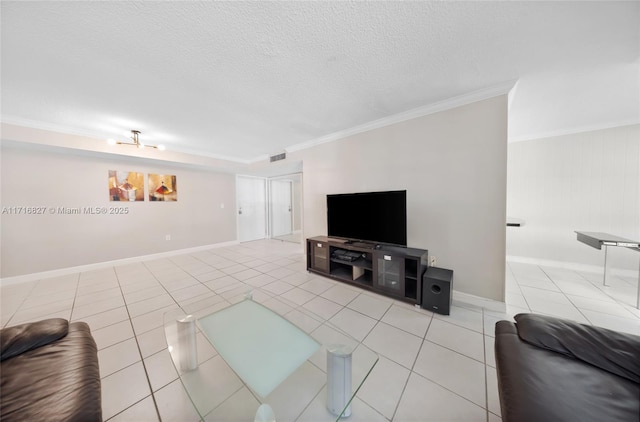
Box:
left=0, top=240, right=240, bottom=286
left=506, top=255, right=638, bottom=278
left=452, top=290, right=506, bottom=313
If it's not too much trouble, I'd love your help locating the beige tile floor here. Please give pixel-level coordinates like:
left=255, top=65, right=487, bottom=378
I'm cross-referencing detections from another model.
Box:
left=1, top=240, right=639, bottom=421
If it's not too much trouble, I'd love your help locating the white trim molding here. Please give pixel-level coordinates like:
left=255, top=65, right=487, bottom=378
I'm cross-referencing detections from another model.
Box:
left=508, top=120, right=640, bottom=144
left=285, top=80, right=518, bottom=154
left=452, top=290, right=507, bottom=313
left=507, top=255, right=638, bottom=278
left=0, top=118, right=251, bottom=165
left=0, top=240, right=240, bottom=286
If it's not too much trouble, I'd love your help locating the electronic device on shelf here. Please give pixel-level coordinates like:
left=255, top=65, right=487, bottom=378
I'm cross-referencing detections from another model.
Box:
left=332, top=249, right=362, bottom=262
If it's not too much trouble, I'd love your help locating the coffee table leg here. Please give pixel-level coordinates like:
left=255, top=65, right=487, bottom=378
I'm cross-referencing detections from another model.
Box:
left=254, top=403, right=276, bottom=422
left=178, top=315, right=198, bottom=372
left=327, top=345, right=353, bottom=417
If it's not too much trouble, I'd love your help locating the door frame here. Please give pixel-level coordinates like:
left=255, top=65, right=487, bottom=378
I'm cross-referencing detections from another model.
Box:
left=236, top=175, right=267, bottom=243
left=267, top=172, right=303, bottom=244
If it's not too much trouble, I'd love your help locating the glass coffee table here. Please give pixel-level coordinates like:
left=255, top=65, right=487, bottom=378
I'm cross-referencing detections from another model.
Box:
left=164, top=289, right=379, bottom=421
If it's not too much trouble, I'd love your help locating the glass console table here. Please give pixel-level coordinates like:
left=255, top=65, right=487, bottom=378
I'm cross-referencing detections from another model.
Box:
left=575, top=231, right=640, bottom=308
left=164, top=289, right=378, bottom=421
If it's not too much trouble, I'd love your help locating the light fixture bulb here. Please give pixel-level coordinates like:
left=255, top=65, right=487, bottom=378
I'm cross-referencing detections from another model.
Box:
left=138, top=143, right=145, bottom=149
left=107, top=138, right=116, bottom=145
left=157, top=144, right=166, bottom=151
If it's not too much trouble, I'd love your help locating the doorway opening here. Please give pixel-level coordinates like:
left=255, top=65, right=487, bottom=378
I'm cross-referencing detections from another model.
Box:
left=268, top=173, right=302, bottom=244
left=236, top=172, right=303, bottom=245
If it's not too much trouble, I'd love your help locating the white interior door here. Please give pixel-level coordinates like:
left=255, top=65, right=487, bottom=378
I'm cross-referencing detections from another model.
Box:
left=270, top=180, right=293, bottom=238
left=237, top=176, right=266, bottom=242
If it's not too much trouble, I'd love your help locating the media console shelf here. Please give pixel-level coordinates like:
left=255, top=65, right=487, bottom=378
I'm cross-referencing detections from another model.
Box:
left=307, top=236, right=428, bottom=304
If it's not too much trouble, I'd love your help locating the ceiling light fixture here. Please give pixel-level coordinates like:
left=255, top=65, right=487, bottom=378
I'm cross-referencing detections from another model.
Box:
left=108, top=130, right=165, bottom=150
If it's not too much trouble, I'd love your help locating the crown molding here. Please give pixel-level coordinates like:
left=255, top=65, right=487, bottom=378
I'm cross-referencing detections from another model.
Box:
left=1, top=115, right=111, bottom=142
left=0, top=115, right=251, bottom=164
left=285, top=80, right=518, bottom=154
left=247, top=154, right=271, bottom=164
left=508, top=119, right=640, bottom=143
left=4, top=81, right=517, bottom=164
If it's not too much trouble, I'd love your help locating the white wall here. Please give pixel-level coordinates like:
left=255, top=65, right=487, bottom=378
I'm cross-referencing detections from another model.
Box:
left=289, top=96, right=509, bottom=301
left=1, top=142, right=238, bottom=278
left=507, top=124, right=640, bottom=271
left=292, top=174, right=303, bottom=232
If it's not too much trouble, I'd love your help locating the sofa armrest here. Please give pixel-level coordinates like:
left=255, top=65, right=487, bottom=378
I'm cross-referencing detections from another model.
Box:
left=0, top=318, right=69, bottom=361
left=1, top=321, right=102, bottom=421
left=514, top=313, right=640, bottom=383
left=495, top=319, right=640, bottom=422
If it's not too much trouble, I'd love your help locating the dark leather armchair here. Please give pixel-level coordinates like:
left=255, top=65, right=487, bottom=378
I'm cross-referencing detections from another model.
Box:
left=1, top=318, right=102, bottom=421
left=495, top=313, right=640, bottom=422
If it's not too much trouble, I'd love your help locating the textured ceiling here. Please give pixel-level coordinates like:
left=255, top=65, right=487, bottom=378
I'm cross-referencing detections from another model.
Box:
left=1, top=1, right=638, bottom=162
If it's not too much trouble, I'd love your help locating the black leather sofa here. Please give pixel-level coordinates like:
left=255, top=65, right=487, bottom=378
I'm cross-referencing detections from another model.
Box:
left=495, top=313, right=640, bottom=422
left=0, top=318, right=102, bottom=421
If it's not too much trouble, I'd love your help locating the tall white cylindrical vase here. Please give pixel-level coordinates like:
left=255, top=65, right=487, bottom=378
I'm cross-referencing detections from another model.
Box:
left=177, top=315, right=198, bottom=371
left=327, top=344, right=353, bottom=417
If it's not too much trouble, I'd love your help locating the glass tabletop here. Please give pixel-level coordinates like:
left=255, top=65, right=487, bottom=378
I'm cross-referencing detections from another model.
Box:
left=163, top=288, right=379, bottom=421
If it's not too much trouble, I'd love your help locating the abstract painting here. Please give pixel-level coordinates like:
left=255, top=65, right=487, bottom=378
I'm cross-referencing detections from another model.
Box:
left=108, top=170, right=144, bottom=201
left=148, top=174, right=177, bottom=201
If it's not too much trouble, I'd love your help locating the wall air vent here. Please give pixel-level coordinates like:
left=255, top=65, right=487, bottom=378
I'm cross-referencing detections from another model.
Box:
left=270, top=152, right=286, bottom=162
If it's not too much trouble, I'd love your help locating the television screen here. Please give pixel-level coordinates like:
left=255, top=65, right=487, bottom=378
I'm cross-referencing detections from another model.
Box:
left=327, top=190, right=407, bottom=246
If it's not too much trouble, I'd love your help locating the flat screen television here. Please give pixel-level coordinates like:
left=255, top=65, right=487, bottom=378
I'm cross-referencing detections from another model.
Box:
left=327, top=190, right=407, bottom=247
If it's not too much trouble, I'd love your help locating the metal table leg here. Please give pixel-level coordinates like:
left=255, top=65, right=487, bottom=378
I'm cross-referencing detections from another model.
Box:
left=603, top=245, right=609, bottom=286
left=636, top=255, right=639, bottom=309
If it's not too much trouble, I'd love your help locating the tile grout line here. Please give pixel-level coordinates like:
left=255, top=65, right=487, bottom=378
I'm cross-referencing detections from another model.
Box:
left=389, top=311, right=435, bottom=421
left=10, top=245, right=638, bottom=420
left=116, top=262, right=163, bottom=422
left=538, top=266, right=594, bottom=324
left=1, top=279, right=40, bottom=328
left=505, top=261, right=533, bottom=312
left=538, top=266, right=640, bottom=325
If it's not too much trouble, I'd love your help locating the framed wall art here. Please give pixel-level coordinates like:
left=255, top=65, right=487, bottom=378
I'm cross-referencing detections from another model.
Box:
left=148, top=174, right=177, bottom=201
left=108, top=170, right=144, bottom=201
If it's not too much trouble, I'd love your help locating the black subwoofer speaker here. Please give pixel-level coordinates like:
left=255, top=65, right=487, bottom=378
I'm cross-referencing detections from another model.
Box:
left=421, top=267, right=453, bottom=315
